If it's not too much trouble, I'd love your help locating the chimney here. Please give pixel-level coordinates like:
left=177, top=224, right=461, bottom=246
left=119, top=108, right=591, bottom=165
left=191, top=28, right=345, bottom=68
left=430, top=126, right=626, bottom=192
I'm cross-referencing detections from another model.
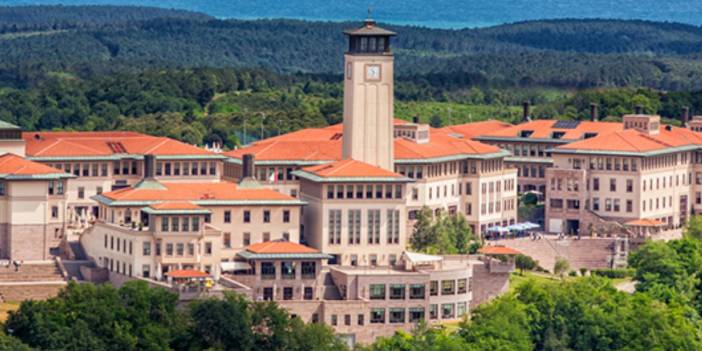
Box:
left=242, top=154, right=255, bottom=180
left=144, top=154, right=156, bottom=179
left=522, top=101, right=530, bottom=122
left=635, top=105, right=644, bottom=115
left=590, top=103, right=598, bottom=122
left=412, top=116, right=420, bottom=124
left=683, top=106, right=690, bottom=126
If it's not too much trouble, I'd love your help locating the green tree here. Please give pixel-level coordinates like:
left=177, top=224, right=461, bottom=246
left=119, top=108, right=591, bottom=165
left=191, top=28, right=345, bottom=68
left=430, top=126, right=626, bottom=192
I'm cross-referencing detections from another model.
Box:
left=184, top=293, right=254, bottom=350
left=515, top=254, right=538, bottom=275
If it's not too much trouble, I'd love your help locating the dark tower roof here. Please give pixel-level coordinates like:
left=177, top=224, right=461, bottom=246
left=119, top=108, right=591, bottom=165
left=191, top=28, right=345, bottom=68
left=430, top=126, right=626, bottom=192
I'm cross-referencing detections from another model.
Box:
left=343, top=19, right=396, bottom=37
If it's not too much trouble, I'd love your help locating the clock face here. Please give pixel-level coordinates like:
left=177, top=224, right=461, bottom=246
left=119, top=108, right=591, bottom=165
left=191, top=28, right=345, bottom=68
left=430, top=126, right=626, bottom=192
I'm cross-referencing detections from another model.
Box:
left=366, top=65, right=381, bottom=81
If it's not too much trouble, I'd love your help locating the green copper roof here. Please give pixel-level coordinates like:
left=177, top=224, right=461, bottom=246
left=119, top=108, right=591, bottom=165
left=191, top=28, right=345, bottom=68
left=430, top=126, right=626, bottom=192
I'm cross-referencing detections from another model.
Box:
left=237, top=251, right=333, bottom=260
left=292, top=170, right=412, bottom=184
left=141, top=207, right=211, bottom=215
left=0, top=120, right=20, bottom=130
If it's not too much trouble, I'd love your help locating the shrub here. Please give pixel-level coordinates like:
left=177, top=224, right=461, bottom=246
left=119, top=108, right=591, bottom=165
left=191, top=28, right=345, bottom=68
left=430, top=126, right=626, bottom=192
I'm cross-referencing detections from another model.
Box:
left=591, top=268, right=634, bottom=279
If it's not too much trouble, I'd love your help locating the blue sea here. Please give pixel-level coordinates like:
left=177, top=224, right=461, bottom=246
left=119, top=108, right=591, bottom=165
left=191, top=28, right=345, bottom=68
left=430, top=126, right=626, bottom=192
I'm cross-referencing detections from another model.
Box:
left=3, top=0, right=702, bottom=28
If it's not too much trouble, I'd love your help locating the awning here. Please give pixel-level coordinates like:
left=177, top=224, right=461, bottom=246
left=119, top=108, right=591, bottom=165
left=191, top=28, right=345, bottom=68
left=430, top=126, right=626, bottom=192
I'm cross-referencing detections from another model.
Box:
left=479, top=246, right=521, bottom=255
left=403, top=251, right=442, bottom=264
left=220, top=261, right=252, bottom=272
left=166, top=269, right=209, bottom=278
left=487, top=226, right=510, bottom=233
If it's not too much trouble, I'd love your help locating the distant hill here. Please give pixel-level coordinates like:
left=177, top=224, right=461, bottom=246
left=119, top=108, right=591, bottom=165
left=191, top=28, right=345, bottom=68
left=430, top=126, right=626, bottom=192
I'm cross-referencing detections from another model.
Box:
left=2, top=6, right=702, bottom=90
left=0, top=5, right=211, bottom=32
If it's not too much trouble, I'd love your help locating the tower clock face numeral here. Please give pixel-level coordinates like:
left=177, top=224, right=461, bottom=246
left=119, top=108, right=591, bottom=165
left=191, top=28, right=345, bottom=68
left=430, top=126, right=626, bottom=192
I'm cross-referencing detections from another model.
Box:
left=366, top=65, right=381, bottom=81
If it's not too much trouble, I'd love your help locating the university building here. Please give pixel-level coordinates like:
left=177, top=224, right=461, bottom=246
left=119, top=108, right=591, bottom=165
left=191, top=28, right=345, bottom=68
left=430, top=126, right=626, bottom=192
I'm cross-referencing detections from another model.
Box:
left=10, top=16, right=701, bottom=344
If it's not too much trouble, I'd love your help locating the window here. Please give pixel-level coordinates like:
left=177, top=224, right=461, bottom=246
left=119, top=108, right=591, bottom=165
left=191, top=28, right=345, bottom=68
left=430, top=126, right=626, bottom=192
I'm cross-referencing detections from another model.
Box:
left=429, top=304, right=438, bottom=319
left=368, top=209, right=380, bottom=244
left=370, top=284, right=386, bottom=300
left=263, top=232, right=270, bottom=242
left=626, top=179, right=633, bottom=192
left=331, top=315, right=338, bottom=326
left=301, top=262, right=316, bottom=278
left=430, top=281, right=438, bottom=296
left=171, top=217, right=179, bottom=232
left=592, top=198, right=600, bottom=211
left=188, top=243, right=195, bottom=256
left=51, top=206, right=59, bottom=219
left=345, top=314, right=351, bottom=326
left=181, top=217, right=189, bottom=232
left=143, top=242, right=151, bottom=256
left=442, top=304, right=455, bottom=319
left=457, top=302, right=467, bottom=317
left=282, top=261, right=295, bottom=279
left=204, top=242, right=212, bottom=255
left=387, top=210, right=400, bottom=244
left=358, top=314, right=364, bottom=326
left=166, top=243, right=173, bottom=256
left=78, top=187, right=85, bottom=199
left=263, top=287, right=273, bottom=301
left=409, top=308, right=425, bottom=322
left=389, top=308, right=405, bottom=323
left=192, top=217, right=200, bottom=231
left=457, top=279, right=467, bottom=294
left=348, top=209, right=361, bottom=244
left=263, top=210, right=271, bottom=223
left=224, top=210, right=231, bottom=223
left=261, top=262, right=276, bottom=279
left=243, top=232, right=251, bottom=246
left=142, top=265, right=150, bottom=278
left=371, top=308, right=385, bottom=324
left=176, top=243, right=184, bottom=256
left=283, top=210, right=290, bottom=223
left=442, top=280, right=455, bottom=295
left=283, top=287, right=293, bottom=300
left=410, top=284, right=426, bottom=299
left=223, top=233, right=231, bottom=248
left=626, top=200, right=633, bottom=212
left=243, top=210, right=250, bottom=223
left=328, top=209, right=341, bottom=245
left=389, top=284, right=405, bottom=299
left=610, top=178, right=616, bottom=192
left=593, top=178, right=599, bottom=191
left=304, top=287, right=313, bottom=300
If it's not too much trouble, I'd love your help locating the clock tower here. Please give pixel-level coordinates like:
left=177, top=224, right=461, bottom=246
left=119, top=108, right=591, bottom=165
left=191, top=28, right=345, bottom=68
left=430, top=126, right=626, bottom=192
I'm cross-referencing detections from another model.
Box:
left=342, top=18, right=396, bottom=171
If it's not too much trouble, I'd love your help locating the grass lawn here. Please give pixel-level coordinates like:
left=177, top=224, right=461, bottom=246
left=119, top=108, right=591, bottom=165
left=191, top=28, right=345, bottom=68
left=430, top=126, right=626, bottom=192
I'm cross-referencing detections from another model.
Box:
left=0, top=301, right=20, bottom=322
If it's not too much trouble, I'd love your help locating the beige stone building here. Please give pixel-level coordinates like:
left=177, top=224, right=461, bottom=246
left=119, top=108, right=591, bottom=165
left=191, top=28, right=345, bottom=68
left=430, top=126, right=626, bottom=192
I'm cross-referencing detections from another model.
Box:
left=544, top=113, right=702, bottom=235
left=22, top=131, right=225, bottom=222
left=0, top=152, right=72, bottom=260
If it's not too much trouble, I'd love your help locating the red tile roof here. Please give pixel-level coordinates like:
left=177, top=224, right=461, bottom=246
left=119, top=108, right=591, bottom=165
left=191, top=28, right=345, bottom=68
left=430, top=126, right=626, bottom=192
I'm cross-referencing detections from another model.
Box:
left=479, top=246, right=522, bottom=255
left=149, top=202, right=204, bottom=211
left=227, top=123, right=503, bottom=163
left=0, top=153, right=66, bottom=175
left=23, top=131, right=215, bottom=158
left=480, top=120, right=622, bottom=140
left=301, top=159, right=404, bottom=179
left=557, top=126, right=702, bottom=154
left=166, top=269, right=209, bottom=278
left=395, top=130, right=501, bottom=160
left=100, top=181, right=295, bottom=203
left=246, top=241, right=320, bottom=254
left=442, top=120, right=513, bottom=138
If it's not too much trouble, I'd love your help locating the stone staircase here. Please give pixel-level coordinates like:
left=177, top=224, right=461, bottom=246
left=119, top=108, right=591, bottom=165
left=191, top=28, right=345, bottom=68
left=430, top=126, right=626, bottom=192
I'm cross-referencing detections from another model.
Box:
left=0, top=261, right=67, bottom=302
left=496, top=237, right=617, bottom=272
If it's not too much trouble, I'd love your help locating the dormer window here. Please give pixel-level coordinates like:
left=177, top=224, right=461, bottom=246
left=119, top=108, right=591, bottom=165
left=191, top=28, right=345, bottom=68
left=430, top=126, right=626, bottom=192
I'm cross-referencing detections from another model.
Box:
left=584, top=133, right=598, bottom=139
left=552, top=131, right=566, bottom=139
left=520, top=130, right=533, bottom=138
